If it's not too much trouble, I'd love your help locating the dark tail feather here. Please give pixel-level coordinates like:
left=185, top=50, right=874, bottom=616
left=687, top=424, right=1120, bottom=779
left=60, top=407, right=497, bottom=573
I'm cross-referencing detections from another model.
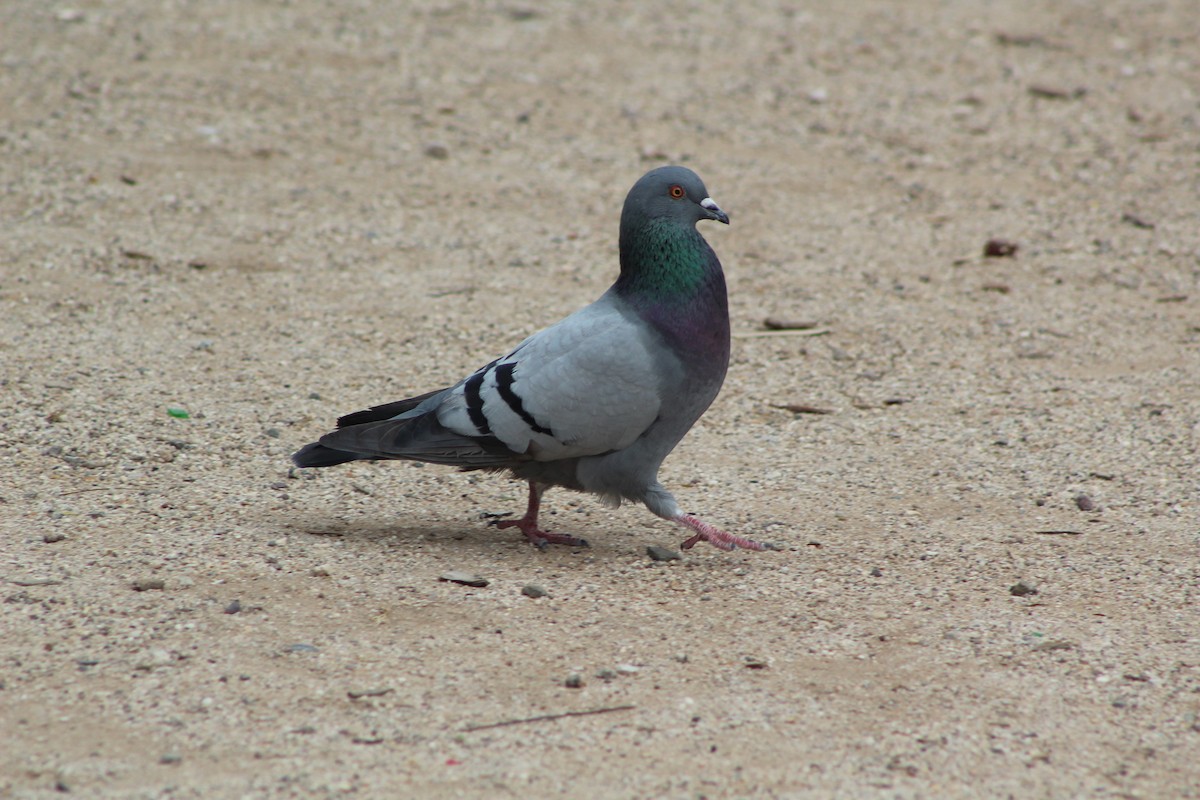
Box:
left=316, top=412, right=517, bottom=469
left=295, top=387, right=451, bottom=468
left=292, top=442, right=367, bottom=468
left=294, top=385, right=515, bottom=470
left=336, top=387, right=449, bottom=428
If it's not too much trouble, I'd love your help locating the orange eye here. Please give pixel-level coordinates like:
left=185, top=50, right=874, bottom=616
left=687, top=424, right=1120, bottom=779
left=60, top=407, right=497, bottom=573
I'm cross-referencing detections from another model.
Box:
left=668, top=185, right=685, bottom=199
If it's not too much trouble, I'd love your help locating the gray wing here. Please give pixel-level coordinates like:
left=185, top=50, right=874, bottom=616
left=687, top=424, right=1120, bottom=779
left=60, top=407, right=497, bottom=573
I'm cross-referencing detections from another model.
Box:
left=310, top=292, right=674, bottom=468
left=436, top=293, right=673, bottom=462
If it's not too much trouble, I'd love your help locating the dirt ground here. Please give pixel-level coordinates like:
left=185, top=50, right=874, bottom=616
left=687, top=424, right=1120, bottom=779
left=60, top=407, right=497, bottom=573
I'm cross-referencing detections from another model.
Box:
left=2, top=1, right=1199, bottom=797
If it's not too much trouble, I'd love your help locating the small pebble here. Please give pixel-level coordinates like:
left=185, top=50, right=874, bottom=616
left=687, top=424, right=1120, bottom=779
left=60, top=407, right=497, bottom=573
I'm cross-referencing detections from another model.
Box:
left=132, top=578, right=165, bottom=592
left=521, top=584, right=547, bottom=598
left=310, top=565, right=331, bottom=577
left=144, top=648, right=173, bottom=668
left=743, top=656, right=769, bottom=669
left=286, top=643, right=319, bottom=653
left=615, top=664, right=640, bottom=675
left=869, top=567, right=883, bottom=577
left=439, top=571, right=488, bottom=588
left=1121, top=212, right=1155, bottom=230
left=646, top=545, right=681, bottom=562
left=159, top=753, right=182, bottom=765
left=1075, top=494, right=1097, bottom=511
left=564, top=674, right=584, bottom=689
left=595, top=669, right=617, bottom=681
left=424, top=144, right=449, bottom=159
left=224, top=600, right=241, bottom=614
left=983, top=239, right=1019, bottom=258
left=9, top=577, right=62, bottom=587
left=43, top=532, right=67, bottom=544
left=763, top=317, right=819, bottom=331
left=1010, top=581, right=1039, bottom=597
left=1028, top=84, right=1085, bottom=100
left=347, top=687, right=393, bottom=699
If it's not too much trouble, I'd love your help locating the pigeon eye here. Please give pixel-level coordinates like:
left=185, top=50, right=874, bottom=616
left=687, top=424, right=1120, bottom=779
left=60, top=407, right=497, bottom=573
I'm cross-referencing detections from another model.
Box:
left=668, top=185, right=685, bottom=199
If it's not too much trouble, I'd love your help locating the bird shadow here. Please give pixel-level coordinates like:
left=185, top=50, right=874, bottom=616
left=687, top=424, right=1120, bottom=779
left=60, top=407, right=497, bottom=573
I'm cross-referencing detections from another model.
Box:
left=281, top=512, right=599, bottom=557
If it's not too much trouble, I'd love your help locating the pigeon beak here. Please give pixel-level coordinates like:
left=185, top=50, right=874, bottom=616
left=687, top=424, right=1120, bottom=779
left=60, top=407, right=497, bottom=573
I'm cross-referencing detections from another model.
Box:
left=700, top=197, right=730, bottom=225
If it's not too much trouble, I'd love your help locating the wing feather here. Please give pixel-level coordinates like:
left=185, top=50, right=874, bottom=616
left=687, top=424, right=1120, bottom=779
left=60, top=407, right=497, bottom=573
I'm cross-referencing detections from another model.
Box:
left=306, top=292, right=672, bottom=470
left=438, top=296, right=672, bottom=461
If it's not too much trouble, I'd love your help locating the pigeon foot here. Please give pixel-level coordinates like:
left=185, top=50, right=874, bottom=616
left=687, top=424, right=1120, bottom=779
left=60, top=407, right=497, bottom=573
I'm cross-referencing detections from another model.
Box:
left=489, top=481, right=589, bottom=548
left=674, top=514, right=770, bottom=552
left=492, top=516, right=589, bottom=549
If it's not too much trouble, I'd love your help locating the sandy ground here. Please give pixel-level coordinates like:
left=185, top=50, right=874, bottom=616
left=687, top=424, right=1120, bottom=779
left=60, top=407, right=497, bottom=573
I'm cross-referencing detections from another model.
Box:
left=3, top=1, right=1199, bottom=797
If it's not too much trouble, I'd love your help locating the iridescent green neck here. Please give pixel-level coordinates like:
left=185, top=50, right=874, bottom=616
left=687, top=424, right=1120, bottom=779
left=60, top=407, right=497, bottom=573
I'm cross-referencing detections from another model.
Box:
left=615, top=218, right=714, bottom=301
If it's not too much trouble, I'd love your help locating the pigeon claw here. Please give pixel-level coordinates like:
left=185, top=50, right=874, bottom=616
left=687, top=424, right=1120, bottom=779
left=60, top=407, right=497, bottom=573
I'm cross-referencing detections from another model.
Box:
left=674, top=514, right=769, bottom=552
left=492, top=517, right=589, bottom=549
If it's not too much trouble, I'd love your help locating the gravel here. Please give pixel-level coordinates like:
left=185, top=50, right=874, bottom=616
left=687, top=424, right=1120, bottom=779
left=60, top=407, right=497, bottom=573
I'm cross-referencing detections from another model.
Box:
left=1, top=1, right=1197, bottom=798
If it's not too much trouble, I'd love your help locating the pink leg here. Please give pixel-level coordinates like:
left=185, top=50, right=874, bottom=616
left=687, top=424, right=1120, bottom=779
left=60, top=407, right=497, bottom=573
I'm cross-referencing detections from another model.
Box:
left=673, top=514, right=771, bottom=552
left=491, top=482, right=589, bottom=548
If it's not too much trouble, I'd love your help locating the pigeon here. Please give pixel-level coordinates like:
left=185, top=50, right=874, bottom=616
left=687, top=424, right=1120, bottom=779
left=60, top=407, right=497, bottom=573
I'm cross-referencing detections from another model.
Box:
left=293, top=166, right=769, bottom=553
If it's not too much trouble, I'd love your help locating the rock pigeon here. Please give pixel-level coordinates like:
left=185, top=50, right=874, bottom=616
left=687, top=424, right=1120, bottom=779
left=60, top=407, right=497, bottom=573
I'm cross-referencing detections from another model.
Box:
left=293, top=166, right=768, bottom=552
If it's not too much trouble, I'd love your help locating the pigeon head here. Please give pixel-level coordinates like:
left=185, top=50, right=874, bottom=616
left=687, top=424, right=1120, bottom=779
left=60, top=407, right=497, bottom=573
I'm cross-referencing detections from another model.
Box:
left=614, top=165, right=731, bottom=360
left=616, top=166, right=730, bottom=306
left=620, top=166, right=729, bottom=231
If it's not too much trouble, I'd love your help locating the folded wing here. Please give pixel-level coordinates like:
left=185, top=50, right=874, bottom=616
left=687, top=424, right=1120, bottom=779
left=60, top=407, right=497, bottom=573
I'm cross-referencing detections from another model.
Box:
left=309, top=295, right=671, bottom=469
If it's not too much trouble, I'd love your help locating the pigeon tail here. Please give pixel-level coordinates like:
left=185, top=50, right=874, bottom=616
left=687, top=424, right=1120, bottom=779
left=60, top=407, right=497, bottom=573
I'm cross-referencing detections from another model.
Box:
left=292, top=442, right=367, bottom=468
left=336, top=387, right=448, bottom=428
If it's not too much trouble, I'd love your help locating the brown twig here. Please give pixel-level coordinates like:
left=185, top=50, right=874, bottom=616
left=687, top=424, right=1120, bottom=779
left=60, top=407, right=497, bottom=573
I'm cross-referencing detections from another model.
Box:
left=462, top=704, right=635, bottom=732
left=772, top=403, right=834, bottom=415
left=732, top=328, right=830, bottom=339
